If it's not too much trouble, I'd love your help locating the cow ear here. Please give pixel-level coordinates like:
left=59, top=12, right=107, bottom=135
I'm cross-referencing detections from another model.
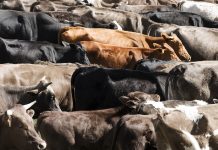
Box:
left=27, top=109, right=35, bottom=118
left=119, top=96, right=130, bottom=105
left=153, top=43, right=162, bottom=48
left=124, top=101, right=138, bottom=109
left=163, top=43, right=174, bottom=52
left=161, top=33, right=174, bottom=40
left=62, top=41, right=70, bottom=47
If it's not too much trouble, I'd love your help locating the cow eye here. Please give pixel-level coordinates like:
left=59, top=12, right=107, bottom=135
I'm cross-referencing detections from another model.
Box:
left=18, top=123, right=23, bottom=128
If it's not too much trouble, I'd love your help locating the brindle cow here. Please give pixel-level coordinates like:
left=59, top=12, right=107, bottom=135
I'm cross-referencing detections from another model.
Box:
left=0, top=102, right=46, bottom=150
left=60, top=27, right=191, bottom=61
left=80, top=41, right=181, bottom=69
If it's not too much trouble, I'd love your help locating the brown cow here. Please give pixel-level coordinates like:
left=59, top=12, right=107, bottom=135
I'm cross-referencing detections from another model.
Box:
left=37, top=93, right=157, bottom=150
left=60, top=27, right=191, bottom=61
left=80, top=41, right=181, bottom=69
left=0, top=102, right=46, bottom=150
left=112, top=114, right=157, bottom=150
left=152, top=103, right=218, bottom=150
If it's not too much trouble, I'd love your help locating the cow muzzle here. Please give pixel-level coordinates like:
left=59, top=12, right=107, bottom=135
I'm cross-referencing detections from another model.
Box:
left=37, top=141, right=47, bottom=150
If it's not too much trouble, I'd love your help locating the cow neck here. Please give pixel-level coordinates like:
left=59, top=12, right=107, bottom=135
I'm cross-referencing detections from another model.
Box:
left=105, top=106, right=133, bottom=126
left=155, top=74, right=168, bottom=100
left=2, top=83, right=40, bottom=108
left=0, top=113, right=16, bottom=149
left=26, top=12, right=38, bottom=41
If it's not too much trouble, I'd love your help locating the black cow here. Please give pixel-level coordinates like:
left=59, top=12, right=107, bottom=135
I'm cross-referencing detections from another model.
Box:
left=71, top=66, right=167, bottom=110
left=142, top=11, right=218, bottom=28
left=0, top=38, right=90, bottom=64
left=0, top=10, right=71, bottom=43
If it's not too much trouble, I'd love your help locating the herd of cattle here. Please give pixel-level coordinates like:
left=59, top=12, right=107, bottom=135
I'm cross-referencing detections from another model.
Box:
left=0, top=0, right=218, bottom=150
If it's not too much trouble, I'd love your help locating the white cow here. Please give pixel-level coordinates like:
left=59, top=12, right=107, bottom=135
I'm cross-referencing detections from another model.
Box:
left=179, top=1, right=218, bottom=21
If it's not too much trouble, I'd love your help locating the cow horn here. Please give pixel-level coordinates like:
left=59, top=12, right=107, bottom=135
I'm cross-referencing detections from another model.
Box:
left=6, top=109, right=14, bottom=116
left=23, top=101, right=37, bottom=110
left=112, top=21, right=123, bottom=31
left=161, top=33, right=174, bottom=40
left=47, top=85, right=55, bottom=94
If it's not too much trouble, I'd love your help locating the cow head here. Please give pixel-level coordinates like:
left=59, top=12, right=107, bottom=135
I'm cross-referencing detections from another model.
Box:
left=30, top=1, right=56, bottom=12
left=26, top=76, right=61, bottom=118
left=33, top=77, right=61, bottom=117
left=69, top=43, right=90, bottom=64
left=161, top=33, right=191, bottom=61
left=119, top=91, right=160, bottom=113
left=149, top=43, right=181, bottom=61
left=167, top=63, right=216, bottom=101
left=1, top=102, right=46, bottom=150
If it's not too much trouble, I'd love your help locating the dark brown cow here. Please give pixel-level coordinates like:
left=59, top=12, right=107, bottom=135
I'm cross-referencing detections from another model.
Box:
left=80, top=41, right=181, bottom=69
left=60, top=27, right=191, bottom=61
left=37, top=93, right=156, bottom=150
left=0, top=102, right=46, bottom=150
